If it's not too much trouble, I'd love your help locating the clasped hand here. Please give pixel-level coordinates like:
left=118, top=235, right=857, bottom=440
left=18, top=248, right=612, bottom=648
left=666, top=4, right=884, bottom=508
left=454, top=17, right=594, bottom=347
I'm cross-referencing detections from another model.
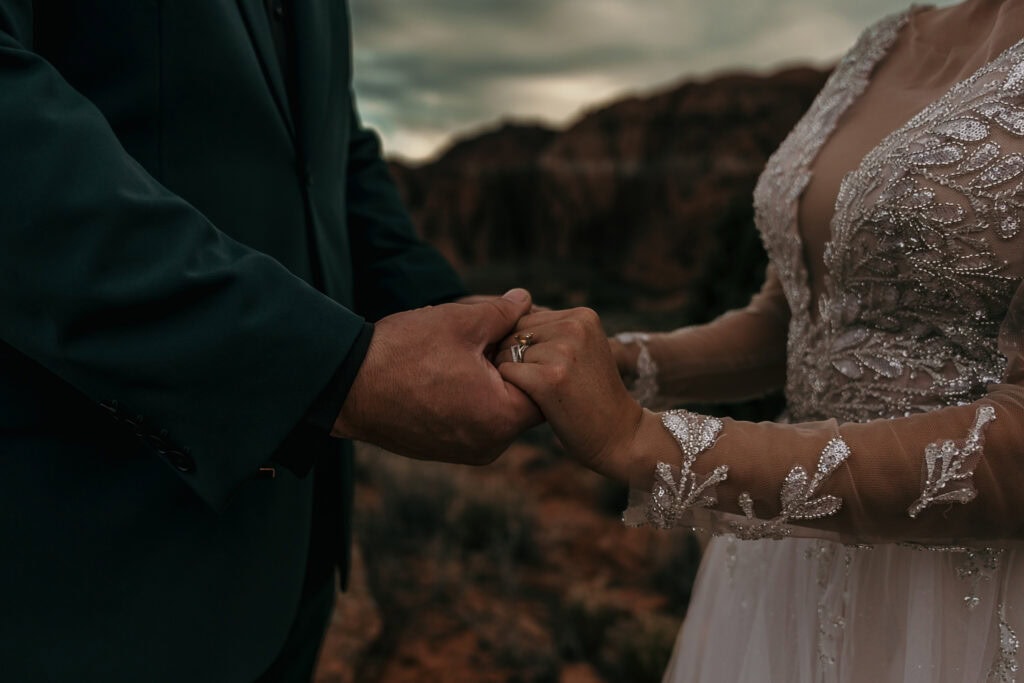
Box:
left=497, top=308, right=644, bottom=482
left=334, top=293, right=641, bottom=475
left=333, top=289, right=543, bottom=465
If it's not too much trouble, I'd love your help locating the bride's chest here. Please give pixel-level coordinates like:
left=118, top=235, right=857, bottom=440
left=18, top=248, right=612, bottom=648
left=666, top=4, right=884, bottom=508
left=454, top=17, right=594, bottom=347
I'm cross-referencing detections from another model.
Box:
left=755, top=34, right=1024, bottom=341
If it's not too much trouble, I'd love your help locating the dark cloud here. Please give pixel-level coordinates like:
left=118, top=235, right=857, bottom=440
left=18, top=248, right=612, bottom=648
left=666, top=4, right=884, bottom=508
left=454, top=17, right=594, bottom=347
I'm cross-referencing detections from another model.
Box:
left=349, top=0, right=948, bottom=159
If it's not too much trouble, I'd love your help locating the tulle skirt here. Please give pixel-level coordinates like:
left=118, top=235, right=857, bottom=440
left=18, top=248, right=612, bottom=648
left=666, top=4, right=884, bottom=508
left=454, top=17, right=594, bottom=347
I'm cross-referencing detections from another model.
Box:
left=664, top=537, right=1023, bottom=682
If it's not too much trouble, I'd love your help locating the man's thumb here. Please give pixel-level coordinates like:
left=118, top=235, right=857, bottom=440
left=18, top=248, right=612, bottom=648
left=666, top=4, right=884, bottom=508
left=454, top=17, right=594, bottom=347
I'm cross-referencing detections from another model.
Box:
left=477, top=288, right=532, bottom=341
left=502, top=288, right=531, bottom=305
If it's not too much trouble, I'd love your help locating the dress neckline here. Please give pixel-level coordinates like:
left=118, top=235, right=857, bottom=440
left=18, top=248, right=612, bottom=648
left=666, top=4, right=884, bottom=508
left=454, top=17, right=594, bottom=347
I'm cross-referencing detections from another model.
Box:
left=800, top=5, right=1024, bottom=324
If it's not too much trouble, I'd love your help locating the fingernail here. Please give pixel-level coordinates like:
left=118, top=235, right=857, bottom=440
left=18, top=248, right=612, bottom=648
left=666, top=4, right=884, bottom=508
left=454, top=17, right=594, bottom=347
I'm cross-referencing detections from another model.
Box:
left=502, top=288, right=529, bottom=302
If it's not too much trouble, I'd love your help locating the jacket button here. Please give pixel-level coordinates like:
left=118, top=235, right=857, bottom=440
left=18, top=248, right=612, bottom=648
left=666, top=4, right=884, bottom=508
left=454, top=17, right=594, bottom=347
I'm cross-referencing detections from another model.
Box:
left=166, top=450, right=196, bottom=473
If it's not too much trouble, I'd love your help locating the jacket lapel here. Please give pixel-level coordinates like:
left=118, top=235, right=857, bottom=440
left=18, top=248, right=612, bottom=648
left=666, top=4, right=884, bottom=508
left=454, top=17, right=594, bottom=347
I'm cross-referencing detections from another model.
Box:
left=236, top=0, right=296, bottom=139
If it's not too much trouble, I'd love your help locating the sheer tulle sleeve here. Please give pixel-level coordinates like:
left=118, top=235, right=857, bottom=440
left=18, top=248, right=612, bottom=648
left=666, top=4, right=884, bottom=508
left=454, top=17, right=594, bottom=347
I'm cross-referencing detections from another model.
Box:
left=624, top=282, right=1024, bottom=545
left=621, top=267, right=790, bottom=406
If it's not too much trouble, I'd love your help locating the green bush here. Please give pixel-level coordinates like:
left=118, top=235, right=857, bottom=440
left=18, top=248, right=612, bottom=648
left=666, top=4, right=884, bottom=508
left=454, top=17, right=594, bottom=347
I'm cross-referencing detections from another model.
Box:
left=600, top=613, right=682, bottom=683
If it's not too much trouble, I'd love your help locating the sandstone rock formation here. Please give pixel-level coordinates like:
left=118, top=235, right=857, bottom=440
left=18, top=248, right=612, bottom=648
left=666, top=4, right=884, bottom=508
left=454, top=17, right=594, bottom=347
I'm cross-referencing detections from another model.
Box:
left=389, top=67, right=830, bottom=314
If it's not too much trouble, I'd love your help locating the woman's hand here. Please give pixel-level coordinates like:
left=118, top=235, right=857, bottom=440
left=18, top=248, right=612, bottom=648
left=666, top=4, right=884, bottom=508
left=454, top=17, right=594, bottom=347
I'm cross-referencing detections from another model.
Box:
left=609, top=335, right=641, bottom=382
left=496, top=307, right=643, bottom=482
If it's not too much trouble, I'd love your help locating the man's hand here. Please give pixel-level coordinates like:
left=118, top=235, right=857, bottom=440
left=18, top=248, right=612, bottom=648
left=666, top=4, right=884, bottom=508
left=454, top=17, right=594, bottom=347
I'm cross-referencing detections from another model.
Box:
left=332, top=289, right=543, bottom=465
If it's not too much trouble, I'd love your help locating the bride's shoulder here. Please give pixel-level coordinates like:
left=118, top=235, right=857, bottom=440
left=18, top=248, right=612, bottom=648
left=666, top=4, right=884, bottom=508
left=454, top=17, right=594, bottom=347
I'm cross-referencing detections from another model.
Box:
left=847, top=6, right=922, bottom=56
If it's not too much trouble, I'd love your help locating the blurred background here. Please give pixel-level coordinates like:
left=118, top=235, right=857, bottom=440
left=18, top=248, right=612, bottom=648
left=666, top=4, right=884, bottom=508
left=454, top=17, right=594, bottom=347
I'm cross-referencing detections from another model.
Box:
left=316, top=2, right=941, bottom=681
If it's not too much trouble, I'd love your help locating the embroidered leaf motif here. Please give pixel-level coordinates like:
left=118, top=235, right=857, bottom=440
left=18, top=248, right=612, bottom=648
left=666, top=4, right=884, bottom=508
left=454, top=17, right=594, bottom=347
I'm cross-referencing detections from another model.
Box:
left=799, top=495, right=844, bottom=520
left=1005, top=59, right=1024, bottom=91
left=859, top=353, right=903, bottom=378
left=780, top=467, right=809, bottom=504
left=961, top=141, right=1001, bottom=172
left=817, top=439, right=852, bottom=478
left=645, top=462, right=728, bottom=529
left=909, top=142, right=965, bottom=167
left=730, top=437, right=851, bottom=540
left=908, top=405, right=996, bottom=518
left=935, top=118, right=989, bottom=142
left=929, top=489, right=978, bottom=506
left=973, top=154, right=1024, bottom=189
left=633, top=410, right=727, bottom=530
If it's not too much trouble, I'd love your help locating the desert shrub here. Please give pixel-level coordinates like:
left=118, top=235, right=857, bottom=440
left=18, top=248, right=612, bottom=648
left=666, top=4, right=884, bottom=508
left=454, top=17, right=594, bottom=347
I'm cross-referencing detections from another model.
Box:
left=595, top=477, right=630, bottom=518
left=648, top=530, right=703, bottom=614
left=356, top=452, right=540, bottom=602
left=488, top=617, right=561, bottom=683
left=553, top=585, right=628, bottom=661
left=358, top=454, right=457, bottom=542
left=447, top=477, right=539, bottom=566
left=599, top=613, right=682, bottom=683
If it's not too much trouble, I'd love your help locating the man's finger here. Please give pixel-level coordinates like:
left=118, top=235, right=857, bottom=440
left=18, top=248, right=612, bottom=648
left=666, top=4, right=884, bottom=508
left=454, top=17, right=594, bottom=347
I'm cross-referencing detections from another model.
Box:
left=470, top=288, right=533, bottom=343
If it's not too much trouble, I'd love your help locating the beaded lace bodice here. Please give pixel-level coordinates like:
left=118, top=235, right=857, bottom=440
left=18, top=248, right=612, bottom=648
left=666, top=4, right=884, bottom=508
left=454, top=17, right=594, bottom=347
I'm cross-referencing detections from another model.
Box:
left=755, top=10, right=1024, bottom=423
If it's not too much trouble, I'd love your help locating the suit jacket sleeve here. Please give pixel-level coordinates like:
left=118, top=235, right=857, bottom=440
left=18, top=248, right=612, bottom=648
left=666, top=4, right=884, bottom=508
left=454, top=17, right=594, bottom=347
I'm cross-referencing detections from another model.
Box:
left=344, top=99, right=468, bottom=321
left=0, top=5, right=365, bottom=510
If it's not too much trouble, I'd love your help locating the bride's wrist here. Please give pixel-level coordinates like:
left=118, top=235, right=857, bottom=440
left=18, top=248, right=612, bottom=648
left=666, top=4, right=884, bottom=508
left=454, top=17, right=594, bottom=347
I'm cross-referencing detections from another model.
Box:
left=608, top=408, right=671, bottom=485
left=609, top=337, right=641, bottom=378
left=613, top=332, right=659, bottom=405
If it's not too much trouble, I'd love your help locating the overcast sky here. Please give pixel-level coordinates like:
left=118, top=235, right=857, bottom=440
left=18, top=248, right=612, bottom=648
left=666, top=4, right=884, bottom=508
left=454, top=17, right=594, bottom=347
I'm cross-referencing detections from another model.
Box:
left=349, top=1, right=953, bottom=161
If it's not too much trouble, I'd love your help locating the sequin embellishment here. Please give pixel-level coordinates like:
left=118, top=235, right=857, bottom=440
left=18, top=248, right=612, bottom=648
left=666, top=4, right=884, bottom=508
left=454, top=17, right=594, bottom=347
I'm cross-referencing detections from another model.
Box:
left=639, top=410, right=726, bottom=529
left=730, top=437, right=851, bottom=540
left=908, top=405, right=997, bottom=518
left=989, top=609, right=1020, bottom=682
left=955, top=548, right=1004, bottom=611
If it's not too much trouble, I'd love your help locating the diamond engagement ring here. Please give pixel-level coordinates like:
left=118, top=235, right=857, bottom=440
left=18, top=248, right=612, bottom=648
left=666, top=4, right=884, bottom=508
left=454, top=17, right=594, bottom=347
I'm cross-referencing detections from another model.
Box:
left=511, top=332, right=534, bottom=363
left=514, top=332, right=534, bottom=346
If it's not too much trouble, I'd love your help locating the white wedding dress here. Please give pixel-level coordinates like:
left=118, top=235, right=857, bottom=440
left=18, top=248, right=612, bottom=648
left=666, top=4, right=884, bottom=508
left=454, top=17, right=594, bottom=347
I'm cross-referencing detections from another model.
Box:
left=621, top=7, right=1024, bottom=682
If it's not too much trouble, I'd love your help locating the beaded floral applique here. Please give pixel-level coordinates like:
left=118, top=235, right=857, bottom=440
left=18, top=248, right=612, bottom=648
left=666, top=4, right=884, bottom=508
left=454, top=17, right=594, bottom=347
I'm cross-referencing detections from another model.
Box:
left=729, top=437, right=851, bottom=540
left=908, top=405, right=997, bottom=518
left=955, top=547, right=1004, bottom=611
left=636, top=410, right=726, bottom=529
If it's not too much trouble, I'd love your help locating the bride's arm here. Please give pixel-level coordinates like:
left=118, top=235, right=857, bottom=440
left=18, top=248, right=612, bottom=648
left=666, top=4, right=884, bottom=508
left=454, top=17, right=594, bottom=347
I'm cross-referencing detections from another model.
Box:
left=500, top=306, right=1024, bottom=544
left=613, top=267, right=789, bottom=406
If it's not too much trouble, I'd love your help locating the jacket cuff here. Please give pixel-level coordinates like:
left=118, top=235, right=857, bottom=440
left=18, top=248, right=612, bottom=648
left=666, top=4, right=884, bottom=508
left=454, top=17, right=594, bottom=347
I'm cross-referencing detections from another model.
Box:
left=273, top=322, right=374, bottom=476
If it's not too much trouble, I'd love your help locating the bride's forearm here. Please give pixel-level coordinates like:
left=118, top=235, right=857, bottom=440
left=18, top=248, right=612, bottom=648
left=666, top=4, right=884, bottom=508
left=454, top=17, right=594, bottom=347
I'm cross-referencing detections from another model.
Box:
left=618, top=269, right=791, bottom=405
left=624, top=384, right=1024, bottom=543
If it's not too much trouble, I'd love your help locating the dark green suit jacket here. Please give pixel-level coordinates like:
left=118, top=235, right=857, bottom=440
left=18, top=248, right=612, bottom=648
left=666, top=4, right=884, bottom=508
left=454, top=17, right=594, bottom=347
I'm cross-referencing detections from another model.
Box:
left=0, top=2, right=464, bottom=680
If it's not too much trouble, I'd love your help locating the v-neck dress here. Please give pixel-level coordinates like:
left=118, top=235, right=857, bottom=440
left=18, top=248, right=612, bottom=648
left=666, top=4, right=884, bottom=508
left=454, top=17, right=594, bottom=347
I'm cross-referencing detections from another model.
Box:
left=622, top=7, right=1024, bottom=681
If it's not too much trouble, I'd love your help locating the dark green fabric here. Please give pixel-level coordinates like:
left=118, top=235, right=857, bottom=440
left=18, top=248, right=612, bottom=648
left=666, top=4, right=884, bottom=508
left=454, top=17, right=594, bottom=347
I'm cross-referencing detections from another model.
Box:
left=0, top=1, right=466, bottom=681
left=254, top=579, right=336, bottom=683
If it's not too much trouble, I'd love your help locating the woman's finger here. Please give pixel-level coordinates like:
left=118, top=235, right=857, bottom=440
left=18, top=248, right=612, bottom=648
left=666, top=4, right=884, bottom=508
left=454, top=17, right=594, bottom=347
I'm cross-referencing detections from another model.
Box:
left=499, top=358, right=560, bottom=402
left=499, top=309, right=603, bottom=353
left=495, top=316, right=593, bottom=366
left=495, top=336, right=569, bottom=366
left=513, top=308, right=576, bottom=329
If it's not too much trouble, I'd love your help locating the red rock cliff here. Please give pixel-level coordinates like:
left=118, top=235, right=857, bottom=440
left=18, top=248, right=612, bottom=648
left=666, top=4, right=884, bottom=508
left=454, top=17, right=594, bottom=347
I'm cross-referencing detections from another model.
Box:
left=389, top=66, right=830, bottom=312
